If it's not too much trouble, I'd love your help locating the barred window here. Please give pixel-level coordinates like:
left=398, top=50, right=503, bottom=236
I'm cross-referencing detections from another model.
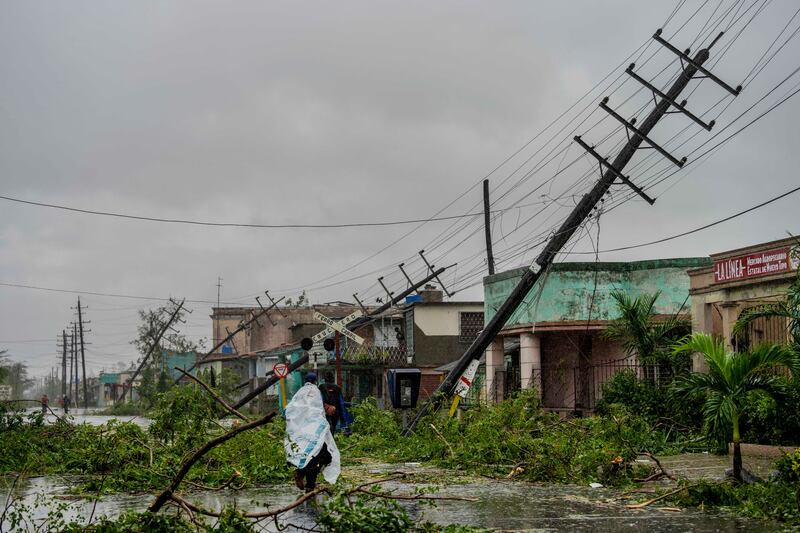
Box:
left=460, top=312, right=484, bottom=343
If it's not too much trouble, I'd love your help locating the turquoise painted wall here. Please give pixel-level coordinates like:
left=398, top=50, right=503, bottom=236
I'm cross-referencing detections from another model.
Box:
left=484, top=259, right=711, bottom=326
left=161, top=350, right=197, bottom=380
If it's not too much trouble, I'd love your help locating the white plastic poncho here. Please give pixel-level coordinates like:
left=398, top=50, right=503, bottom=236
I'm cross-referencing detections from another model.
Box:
left=283, top=382, right=341, bottom=484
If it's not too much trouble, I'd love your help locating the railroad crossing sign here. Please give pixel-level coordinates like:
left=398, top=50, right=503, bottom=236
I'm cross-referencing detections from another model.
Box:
left=311, top=310, right=365, bottom=345
left=272, top=362, right=289, bottom=379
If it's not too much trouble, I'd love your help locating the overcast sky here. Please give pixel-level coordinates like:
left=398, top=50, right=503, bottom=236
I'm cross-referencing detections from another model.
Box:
left=1, top=1, right=798, bottom=379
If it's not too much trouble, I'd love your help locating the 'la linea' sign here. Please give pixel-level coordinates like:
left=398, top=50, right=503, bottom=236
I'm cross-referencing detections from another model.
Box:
left=713, top=246, right=799, bottom=284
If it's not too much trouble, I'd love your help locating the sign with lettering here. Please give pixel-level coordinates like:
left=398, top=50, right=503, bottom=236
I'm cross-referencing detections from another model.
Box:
left=713, top=247, right=797, bottom=284
left=311, top=311, right=364, bottom=345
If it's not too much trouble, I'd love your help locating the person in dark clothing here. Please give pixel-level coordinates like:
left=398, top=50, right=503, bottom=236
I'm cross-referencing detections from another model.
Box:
left=319, top=372, right=343, bottom=432
left=395, top=327, right=406, bottom=353
left=293, top=443, right=332, bottom=492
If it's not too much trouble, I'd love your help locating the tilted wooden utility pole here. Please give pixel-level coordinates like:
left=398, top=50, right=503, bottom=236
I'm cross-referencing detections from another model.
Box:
left=406, top=29, right=739, bottom=434
left=180, top=295, right=284, bottom=380
left=230, top=264, right=455, bottom=412
left=117, top=299, right=185, bottom=403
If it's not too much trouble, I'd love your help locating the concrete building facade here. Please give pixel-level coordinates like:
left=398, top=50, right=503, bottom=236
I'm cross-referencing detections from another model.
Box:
left=402, top=289, right=483, bottom=398
left=688, top=237, right=799, bottom=370
left=482, top=258, right=710, bottom=413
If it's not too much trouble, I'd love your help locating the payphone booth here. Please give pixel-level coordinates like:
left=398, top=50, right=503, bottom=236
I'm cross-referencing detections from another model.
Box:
left=387, top=368, right=421, bottom=410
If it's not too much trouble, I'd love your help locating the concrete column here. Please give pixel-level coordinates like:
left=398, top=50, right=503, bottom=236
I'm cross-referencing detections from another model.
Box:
left=720, top=302, right=740, bottom=353
left=520, top=332, right=541, bottom=394
left=483, top=338, right=505, bottom=404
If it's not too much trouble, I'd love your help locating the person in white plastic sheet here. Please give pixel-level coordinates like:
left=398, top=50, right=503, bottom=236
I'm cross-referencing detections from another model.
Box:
left=284, top=372, right=341, bottom=492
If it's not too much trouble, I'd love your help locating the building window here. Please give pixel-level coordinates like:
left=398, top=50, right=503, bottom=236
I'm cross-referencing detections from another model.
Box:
left=460, top=312, right=484, bottom=343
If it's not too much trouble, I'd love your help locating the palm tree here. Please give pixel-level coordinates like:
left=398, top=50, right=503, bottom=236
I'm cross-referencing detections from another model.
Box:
left=671, top=333, right=797, bottom=482
left=733, top=265, right=800, bottom=349
left=603, top=290, right=689, bottom=377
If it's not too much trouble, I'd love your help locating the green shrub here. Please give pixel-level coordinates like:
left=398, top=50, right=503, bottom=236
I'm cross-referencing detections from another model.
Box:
left=341, top=389, right=683, bottom=485
left=670, top=480, right=800, bottom=525
left=595, top=370, right=704, bottom=445
left=740, top=377, right=800, bottom=446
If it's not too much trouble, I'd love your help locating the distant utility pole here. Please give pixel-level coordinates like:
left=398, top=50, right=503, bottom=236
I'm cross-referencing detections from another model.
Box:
left=77, top=298, right=89, bottom=409
left=61, top=329, right=67, bottom=399
left=72, top=323, right=79, bottom=405
left=483, top=179, right=495, bottom=276
left=217, top=277, right=223, bottom=308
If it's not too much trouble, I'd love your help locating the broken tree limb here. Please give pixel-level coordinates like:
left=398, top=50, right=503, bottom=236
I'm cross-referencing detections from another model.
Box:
left=429, top=423, right=455, bottom=459
left=633, top=452, right=676, bottom=482
left=174, top=366, right=250, bottom=422
left=148, top=411, right=276, bottom=513
left=625, top=484, right=699, bottom=509
left=355, top=488, right=478, bottom=502
left=170, top=487, right=326, bottom=519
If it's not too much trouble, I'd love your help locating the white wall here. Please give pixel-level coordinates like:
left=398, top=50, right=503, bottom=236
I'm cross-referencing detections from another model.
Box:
left=414, top=304, right=483, bottom=336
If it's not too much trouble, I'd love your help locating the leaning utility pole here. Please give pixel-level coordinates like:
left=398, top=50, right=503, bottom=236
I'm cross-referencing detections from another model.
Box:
left=406, top=29, right=739, bottom=434
left=61, top=329, right=67, bottom=399
left=180, top=295, right=284, bottom=379
left=230, top=263, right=456, bottom=412
left=483, top=179, right=495, bottom=276
left=117, top=299, right=185, bottom=403
left=77, top=298, right=89, bottom=409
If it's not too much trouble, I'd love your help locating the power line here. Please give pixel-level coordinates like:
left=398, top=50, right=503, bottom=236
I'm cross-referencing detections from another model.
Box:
left=0, top=281, right=219, bottom=305
left=566, top=184, right=800, bottom=255
left=0, top=194, right=515, bottom=229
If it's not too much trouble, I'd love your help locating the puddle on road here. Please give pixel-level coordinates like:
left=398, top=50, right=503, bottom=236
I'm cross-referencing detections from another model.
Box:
left=1, top=473, right=781, bottom=532
left=20, top=408, right=152, bottom=428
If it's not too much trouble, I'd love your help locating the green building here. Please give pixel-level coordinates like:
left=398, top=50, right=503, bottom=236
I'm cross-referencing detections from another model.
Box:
left=482, top=258, right=710, bottom=413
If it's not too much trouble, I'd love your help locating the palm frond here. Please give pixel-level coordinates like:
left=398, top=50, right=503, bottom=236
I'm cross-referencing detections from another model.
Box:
left=673, top=334, right=730, bottom=381
left=729, top=343, right=795, bottom=384
left=704, top=392, right=738, bottom=441
left=732, top=303, right=791, bottom=338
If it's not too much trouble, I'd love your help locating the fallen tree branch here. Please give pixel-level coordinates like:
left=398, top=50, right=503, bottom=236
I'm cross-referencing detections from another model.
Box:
left=429, top=423, right=455, bottom=459
left=353, top=474, right=408, bottom=490
left=148, top=411, right=276, bottom=513
left=625, top=484, right=699, bottom=509
left=355, top=488, right=478, bottom=502
left=174, top=366, right=250, bottom=422
left=633, top=452, right=677, bottom=482
left=171, top=487, right=326, bottom=519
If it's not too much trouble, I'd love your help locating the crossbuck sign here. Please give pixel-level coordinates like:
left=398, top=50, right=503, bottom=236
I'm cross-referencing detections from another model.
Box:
left=312, top=311, right=365, bottom=345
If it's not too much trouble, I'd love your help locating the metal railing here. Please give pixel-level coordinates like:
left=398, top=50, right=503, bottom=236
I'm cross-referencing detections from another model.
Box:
left=493, top=357, right=667, bottom=411
left=341, top=343, right=415, bottom=366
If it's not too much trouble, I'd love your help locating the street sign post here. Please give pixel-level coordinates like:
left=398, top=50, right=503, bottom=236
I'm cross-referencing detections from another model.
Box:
left=448, top=359, right=480, bottom=417
left=273, top=362, right=289, bottom=408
